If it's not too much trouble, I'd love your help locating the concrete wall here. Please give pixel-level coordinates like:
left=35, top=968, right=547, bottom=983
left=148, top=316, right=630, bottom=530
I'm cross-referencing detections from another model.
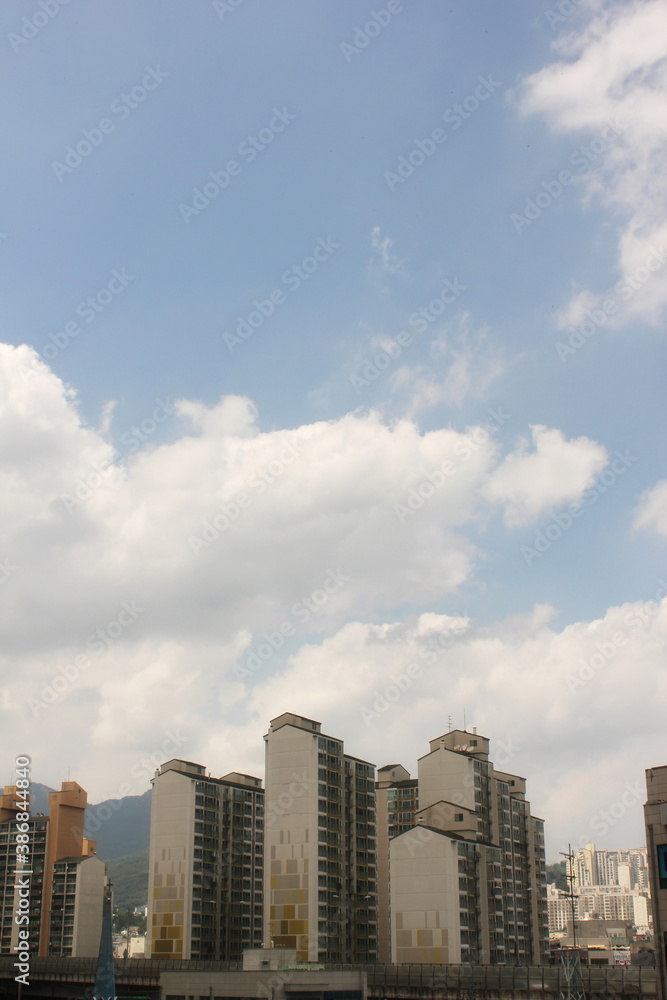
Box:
left=72, top=856, right=106, bottom=956
left=159, top=967, right=365, bottom=1000
left=390, top=829, right=460, bottom=964
left=419, top=748, right=473, bottom=813
left=147, top=768, right=195, bottom=959
left=264, top=722, right=320, bottom=962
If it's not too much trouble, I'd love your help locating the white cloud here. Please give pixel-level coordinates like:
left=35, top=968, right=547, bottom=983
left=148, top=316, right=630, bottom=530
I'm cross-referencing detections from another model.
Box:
left=519, top=0, right=667, bottom=328
left=389, top=313, right=507, bottom=413
left=367, top=226, right=408, bottom=292
left=235, top=591, right=666, bottom=857
left=0, top=342, right=639, bottom=853
left=484, top=425, right=608, bottom=527
left=633, top=478, right=667, bottom=537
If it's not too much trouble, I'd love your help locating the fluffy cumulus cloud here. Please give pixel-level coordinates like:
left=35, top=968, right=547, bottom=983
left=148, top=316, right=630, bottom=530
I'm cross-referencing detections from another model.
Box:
left=1, top=342, right=660, bottom=857
left=633, top=478, right=667, bottom=537
left=483, top=424, right=608, bottom=527
left=232, top=592, right=666, bottom=855
left=520, top=0, right=667, bottom=328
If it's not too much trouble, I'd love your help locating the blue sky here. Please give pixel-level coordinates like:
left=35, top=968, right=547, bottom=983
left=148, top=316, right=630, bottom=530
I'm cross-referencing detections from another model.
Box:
left=1, top=0, right=666, bottom=858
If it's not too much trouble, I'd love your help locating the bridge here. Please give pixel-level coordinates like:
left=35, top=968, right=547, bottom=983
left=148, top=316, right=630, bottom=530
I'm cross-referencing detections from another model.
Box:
left=0, top=958, right=657, bottom=1000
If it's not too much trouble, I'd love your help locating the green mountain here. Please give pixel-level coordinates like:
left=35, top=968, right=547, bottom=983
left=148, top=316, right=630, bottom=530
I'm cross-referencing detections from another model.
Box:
left=106, top=849, right=150, bottom=909
left=546, top=860, right=568, bottom=891
left=84, top=789, right=152, bottom=859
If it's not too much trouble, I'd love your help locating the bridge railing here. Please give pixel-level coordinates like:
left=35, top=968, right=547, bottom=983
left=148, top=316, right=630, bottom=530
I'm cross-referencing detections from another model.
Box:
left=328, top=963, right=655, bottom=995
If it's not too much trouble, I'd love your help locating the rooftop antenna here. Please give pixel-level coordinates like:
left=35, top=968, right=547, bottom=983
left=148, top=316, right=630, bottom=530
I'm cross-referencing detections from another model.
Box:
left=447, top=714, right=452, bottom=730
left=463, top=708, right=466, bottom=731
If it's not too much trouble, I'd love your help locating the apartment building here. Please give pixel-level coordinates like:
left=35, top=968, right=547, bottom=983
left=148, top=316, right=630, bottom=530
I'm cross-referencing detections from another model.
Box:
left=48, top=854, right=107, bottom=955
left=0, top=780, right=104, bottom=957
left=375, top=764, right=418, bottom=962
left=263, top=712, right=377, bottom=963
left=644, top=764, right=667, bottom=1000
left=572, top=843, right=649, bottom=891
left=547, top=883, right=651, bottom=933
left=146, top=759, right=264, bottom=960
left=389, top=728, right=549, bottom=965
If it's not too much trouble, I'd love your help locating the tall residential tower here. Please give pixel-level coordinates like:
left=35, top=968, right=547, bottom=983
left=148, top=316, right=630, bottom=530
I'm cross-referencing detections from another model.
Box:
left=146, top=759, right=264, bottom=960
left=389, top=728, right=549, bottom=965
left=263, top=713, right=377, bottom=963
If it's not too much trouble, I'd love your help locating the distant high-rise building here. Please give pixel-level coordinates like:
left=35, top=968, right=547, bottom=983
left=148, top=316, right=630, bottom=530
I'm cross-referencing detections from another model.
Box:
left=375, top=764, right=418, bottom=962
left=0, top=780, right=105, bottom=957
left=546, top=883, right=651, bottom=933
left=389, top=728, right=549, bottom=965
left=644, top=765, right=667, bottom=1000
left=146, top=759, right=264, bottom=960
left=571, top=844, right=649, bottom=891
left=263, top=713, right=377, bottom=963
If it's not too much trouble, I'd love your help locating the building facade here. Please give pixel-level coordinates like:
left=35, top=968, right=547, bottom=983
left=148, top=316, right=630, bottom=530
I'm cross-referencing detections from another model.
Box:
left=0, top=780, right=104, bottom=957
left=48, top=855, right=107, bottom=956
left=146, top=759, right=264, bottom=960
left=644, top=764, right=667, bottom=1000
left=263, top=712, right=377, bottom=963
left=375, top=764, right=418, bottom=962
left=389, top=728, right=549, bottom=965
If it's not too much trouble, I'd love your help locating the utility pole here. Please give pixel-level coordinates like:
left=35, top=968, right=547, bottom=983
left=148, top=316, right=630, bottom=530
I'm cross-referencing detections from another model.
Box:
left=559, top=846, right=585, bottom=1000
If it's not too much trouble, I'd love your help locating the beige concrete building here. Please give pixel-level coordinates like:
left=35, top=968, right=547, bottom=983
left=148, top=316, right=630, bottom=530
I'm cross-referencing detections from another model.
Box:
left=547, top=883, right=651, bottom=934
left=47, top=854, right=107, bottom=956
left=146, top=758, right=264, bottom=960
left=644, top=764, right=667, bottom=1000
left=263, top=712, right=377, bottom=963
left=389, top=728, right=549, bottom=965
left=375, top=764, right=418, bottom=962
